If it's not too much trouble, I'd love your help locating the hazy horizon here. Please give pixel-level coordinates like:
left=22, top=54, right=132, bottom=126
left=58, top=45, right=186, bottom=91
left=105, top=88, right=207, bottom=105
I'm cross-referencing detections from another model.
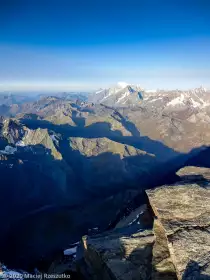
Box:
left=0, top=79, right=209, bottom=94
left=1, top=0, right=210, bottom=92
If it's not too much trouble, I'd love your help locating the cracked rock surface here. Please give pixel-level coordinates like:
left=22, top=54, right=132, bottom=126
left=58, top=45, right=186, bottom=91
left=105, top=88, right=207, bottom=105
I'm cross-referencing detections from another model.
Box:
left=146, top=166, right=210, bottom=279
left=78, top=166, right=209, bottom=280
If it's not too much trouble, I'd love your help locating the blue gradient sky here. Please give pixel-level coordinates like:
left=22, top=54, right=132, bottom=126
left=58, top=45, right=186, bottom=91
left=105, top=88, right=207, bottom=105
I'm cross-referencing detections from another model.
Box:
left=0, top=0, right=210, bottom=92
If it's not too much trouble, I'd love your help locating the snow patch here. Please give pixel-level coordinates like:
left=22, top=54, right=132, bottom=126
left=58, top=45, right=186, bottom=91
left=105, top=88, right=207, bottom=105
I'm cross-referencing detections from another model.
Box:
left=0, top=145, right=17, bottom=155
left=202, top=101, right=210, bottom=107
left=64, top=246, right=77, bottom=256
left=167, top=94, right=185, bottom=106
left=16, top=140, right=25, bottom=147
left=101, top=91, right=113, bottom=101
left=122, top=99, right=128, bottom=105
left=128, top=211, right=144, bottom=226
left=192, top=91, right=210, bottom=107
left=88, top=227, right=99, bottom=232
left=190, top=98, right=200, bottom=108
left=0, top=265, right=25, bottom=279
left=117, top=91, right=130, bottom=103
left=50, top=134, right=59, bottom=145
left=50, top=134, right=57, bottom=141
left=95, top=89, right=104, bottom=94
left=71, top=241, right=80, bottom=246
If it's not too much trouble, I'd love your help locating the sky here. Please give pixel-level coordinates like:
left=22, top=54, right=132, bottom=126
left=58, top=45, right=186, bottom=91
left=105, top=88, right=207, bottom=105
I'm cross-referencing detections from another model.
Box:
left=0, top=0, right=210, bottom=92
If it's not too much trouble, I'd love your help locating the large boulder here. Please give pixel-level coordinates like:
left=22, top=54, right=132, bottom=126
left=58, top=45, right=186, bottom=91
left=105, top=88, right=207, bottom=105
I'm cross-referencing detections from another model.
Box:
left=82, top=229, right=155, bottom=280
left=80, top=205, right=177, bottom=280
left=79, top=166, right=210, bottom=280
left=146, top=166, right=210, bottom=280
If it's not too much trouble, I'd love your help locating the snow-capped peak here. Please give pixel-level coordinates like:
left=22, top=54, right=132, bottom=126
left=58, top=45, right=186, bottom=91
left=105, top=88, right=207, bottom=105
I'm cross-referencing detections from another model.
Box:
left=117, top=82, right=129, bottom=89
left=167, top=94, right=185, bottom=106
left=95, top=88, right=104, bottom=94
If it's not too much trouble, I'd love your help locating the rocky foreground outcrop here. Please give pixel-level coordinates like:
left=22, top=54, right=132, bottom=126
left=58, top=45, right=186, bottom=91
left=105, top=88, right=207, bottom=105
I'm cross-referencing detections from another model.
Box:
left=77, top=166, right=210, bottom=280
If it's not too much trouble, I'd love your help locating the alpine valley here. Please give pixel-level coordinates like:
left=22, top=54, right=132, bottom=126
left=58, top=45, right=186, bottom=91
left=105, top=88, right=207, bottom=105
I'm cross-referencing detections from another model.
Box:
left=0, top=83, right=210, bottom=279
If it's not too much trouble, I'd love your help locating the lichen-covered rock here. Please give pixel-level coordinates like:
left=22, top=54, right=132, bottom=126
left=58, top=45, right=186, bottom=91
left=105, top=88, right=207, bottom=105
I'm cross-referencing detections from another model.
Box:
left=146, top=169, right=210, bottom=280
left=80, top=205, right=177, bottom=280
left=152, top=219, right=177, bottom=280
left=81, top=166, right=209, bottom=280
left=82, top=229, right=155, bottom=280
left=177, top=166, right=210, bottom=183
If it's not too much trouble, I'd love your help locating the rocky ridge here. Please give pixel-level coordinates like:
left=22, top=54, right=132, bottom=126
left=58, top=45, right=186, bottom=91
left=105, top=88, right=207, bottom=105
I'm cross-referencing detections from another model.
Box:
left=77, top=166, right=210, bottom=280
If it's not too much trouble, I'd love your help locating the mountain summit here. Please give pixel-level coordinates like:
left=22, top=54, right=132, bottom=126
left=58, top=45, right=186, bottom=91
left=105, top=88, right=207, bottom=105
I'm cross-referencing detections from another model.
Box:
left=89, top=83, right=143, bottom=106
left=117, top=81, right=129, bottom=88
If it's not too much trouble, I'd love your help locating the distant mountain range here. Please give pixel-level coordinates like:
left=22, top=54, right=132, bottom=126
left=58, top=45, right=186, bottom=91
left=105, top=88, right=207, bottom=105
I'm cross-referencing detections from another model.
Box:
left=89, top=82, right=209, bottom=108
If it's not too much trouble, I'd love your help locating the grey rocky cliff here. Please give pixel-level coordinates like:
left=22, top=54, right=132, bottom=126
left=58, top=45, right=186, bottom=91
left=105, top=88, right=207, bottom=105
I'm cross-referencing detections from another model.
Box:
left=77, top=166, right=210, bottom=280
left=147, top=166, right=210, bottom=280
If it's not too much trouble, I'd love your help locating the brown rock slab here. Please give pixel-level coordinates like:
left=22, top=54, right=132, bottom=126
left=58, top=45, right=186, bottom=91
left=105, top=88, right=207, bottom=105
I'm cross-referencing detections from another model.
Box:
left=152, top=219, right=177, bottom=280
left=177, top=166, right=210, bottom=183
